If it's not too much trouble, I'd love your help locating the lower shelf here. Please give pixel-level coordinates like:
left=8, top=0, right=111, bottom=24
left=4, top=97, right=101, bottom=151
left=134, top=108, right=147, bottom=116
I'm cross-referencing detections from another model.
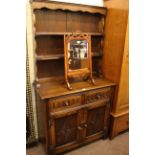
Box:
left=36, top=52, right=102, bottom=61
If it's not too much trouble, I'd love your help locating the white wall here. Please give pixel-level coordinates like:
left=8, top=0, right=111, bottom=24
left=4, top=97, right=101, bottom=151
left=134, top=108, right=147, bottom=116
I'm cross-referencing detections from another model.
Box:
left=27, top=2, right=38, bottom=139
left=49, top=0, right=104, bottom=7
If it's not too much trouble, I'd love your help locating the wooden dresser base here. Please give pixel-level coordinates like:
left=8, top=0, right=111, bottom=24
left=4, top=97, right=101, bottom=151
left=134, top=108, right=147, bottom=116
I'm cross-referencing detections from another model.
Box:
left=110, top=112, right=129, bottom=139
left=36, top=79, right=116, bottom=155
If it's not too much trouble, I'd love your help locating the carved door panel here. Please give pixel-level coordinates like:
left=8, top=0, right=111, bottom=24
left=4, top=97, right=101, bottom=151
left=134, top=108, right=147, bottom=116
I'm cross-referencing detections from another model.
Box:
left=49, top=109, right=85, bottom=150
left=55, top=113, right=77, bottom=147
left=86, top=106, right=105, bottom=137
left=85, top=101, right=111, bottom=139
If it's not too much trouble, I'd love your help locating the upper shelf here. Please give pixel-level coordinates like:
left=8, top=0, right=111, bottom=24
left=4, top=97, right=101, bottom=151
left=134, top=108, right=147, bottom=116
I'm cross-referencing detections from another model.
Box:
left=36, top=54, right=64, bottom=61
left=35, top=32, right=104, bottom=37
left=36, top=52, right=102, bottom=61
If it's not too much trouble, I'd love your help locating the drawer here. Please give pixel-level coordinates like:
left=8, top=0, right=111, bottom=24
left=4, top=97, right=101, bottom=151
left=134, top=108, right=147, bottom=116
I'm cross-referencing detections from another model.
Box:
left=48, top=95, right=82, bottom=111
left=85, top=87, right=112, bottom=104
left=115, top=114, right=129, bottom=133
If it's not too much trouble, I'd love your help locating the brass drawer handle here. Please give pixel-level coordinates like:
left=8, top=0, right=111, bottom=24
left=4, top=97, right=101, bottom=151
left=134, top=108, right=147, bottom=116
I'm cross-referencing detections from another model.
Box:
left=84, top=124, right=87, bottom=128
left=96, top=94, right=101, bottom=99
left=77, top=126, right=83, bottom=130
left=64, top=101, right=69, bottom=106
left=104, top=94, right=108, bottom=98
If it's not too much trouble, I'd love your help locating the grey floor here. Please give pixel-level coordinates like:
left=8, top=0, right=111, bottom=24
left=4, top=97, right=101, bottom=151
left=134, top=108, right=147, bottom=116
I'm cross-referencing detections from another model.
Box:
left=27, top=132, right=129, bottom=155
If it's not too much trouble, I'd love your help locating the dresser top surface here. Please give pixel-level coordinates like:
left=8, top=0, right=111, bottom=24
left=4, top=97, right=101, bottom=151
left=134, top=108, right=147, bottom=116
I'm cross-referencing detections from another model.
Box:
left=36, top=78, right=116, bottom=100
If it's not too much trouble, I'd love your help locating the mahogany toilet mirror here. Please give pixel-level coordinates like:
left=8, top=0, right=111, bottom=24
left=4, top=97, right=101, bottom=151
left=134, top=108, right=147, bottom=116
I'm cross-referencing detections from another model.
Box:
left=64, top=33, right=95, bottom=90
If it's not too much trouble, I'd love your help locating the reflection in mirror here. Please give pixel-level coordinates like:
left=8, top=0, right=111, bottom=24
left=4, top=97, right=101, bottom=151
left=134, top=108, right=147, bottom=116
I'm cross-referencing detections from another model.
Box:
left=68, top=40, right=88, bottom=70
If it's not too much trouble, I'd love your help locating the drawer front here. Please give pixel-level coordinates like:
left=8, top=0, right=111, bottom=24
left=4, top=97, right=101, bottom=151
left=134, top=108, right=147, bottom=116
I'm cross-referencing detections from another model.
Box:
left=116, top=114, right=129, bottom=133
left=49, top=95, right=82, bottom=111
left=85, top=87, right=112, bottom=104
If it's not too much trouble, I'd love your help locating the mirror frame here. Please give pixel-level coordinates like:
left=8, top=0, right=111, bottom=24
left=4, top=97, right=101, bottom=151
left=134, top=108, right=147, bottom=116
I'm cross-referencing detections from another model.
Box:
left=64, top=33, right=95, bottom=90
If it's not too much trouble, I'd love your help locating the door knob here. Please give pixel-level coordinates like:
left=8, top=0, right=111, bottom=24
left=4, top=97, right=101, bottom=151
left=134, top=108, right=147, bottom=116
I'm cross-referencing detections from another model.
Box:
left=64, top=101, right=69, bottom=106
left=77, top=126, right=83, bottom=130
left=84, top=124, right=87, bottom=128
left=96, top=94, right=101, bottom=99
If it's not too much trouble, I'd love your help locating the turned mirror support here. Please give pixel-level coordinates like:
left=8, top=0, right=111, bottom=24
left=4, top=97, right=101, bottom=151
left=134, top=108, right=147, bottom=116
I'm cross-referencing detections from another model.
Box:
left=90, top=75, right=95, bottom=85
left=64, top=33, right=95, bottom=90
left=66, top=79, right=73, bottom=90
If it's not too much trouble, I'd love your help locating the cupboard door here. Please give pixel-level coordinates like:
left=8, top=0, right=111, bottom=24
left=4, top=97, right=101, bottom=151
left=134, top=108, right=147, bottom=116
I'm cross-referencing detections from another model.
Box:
left=85, top=101, right=111, bottom=139
left=49, top=108, right=85, bottom=153
left=55, top=113, right=77, bottom=147
left=86, top=106, right=105, bottom=137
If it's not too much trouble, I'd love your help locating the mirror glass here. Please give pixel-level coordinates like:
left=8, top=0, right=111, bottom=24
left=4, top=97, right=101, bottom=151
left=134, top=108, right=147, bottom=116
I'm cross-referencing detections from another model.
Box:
left=68, top=39, right=89, bottom=70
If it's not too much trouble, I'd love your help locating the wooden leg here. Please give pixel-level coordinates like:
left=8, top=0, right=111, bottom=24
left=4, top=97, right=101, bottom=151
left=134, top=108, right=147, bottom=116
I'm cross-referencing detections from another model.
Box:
left=50, top=150, right=56, bottom=155
left=102, top=131, right=108, bottom=139
left=109, top=117, right=118, bottom=139
left=47, top=146, right=56, bottom=155
left=110, top=130, right=118, bottom=139
left=90, top=75, right=95, bottom=85
left=66, top=79, right=72, bottom=90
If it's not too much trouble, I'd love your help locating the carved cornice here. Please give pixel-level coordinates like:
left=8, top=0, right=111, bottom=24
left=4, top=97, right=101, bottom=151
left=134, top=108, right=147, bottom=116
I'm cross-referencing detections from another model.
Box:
left=32, top=1, right=107, bottom=15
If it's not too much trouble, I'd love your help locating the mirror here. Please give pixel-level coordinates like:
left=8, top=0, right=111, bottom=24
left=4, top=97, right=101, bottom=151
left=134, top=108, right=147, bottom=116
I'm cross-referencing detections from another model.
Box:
left=64, top=33, right=95, bottom=90
left=68, top=39, right=88, bottom=70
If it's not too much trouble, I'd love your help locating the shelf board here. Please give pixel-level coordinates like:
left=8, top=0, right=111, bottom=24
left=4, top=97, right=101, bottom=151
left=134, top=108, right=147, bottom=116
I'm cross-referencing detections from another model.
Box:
left=36, top=54, right=64, bottom=60
left=36, top=52, right=102, bottom=61
left=35, top=32, right=103, bottom=37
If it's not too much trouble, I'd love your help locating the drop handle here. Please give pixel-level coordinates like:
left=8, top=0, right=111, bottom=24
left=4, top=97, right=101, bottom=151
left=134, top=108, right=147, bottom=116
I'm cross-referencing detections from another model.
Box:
left=96, top=94, right=101, bottom=99
left=64, top=101, right=69, bottom=106
left=84, top=124, right=87, bottom=128
left=77, top=126, right=83, bottom=130
left=104, top=94, right=108, bottom=98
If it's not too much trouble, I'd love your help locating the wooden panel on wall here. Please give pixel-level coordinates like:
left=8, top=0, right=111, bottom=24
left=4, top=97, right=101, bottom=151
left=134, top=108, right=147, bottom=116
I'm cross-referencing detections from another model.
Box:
left=34, top=9, right=67, bottom=32
left=92, top=57, right=102, bottom=77
left=37, top=59, right=64, bottom=78
left=91, top=36, right=103, bottom=53
left=116, top=21, right=129, bottom=113
left=67, top=11, right=102, bottom=33
left=102, top=9, right=128, bottom=83
left=36, top=35, right=64, bottom=55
